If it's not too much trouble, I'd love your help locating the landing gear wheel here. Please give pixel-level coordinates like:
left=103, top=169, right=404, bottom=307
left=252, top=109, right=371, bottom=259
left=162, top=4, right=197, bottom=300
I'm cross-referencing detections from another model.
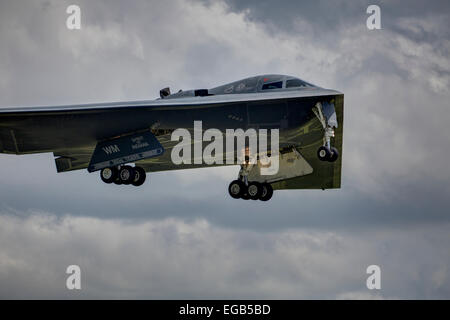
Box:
left=228, top=180, right=245, bottom=199
left=118, top=165, right=135, bottom=185
left=328, top=147, right=339, bottom=162
left=247, top=182, right=263, bottom=200
left=132, top=166, right=146, bottom=186
left=100, top=167, right=118, bottom=184
left=317, top=146, right=331, bottom=161
left=241, top=193, right=251, bottom=200
left=260, top=183, right=273, bottom=201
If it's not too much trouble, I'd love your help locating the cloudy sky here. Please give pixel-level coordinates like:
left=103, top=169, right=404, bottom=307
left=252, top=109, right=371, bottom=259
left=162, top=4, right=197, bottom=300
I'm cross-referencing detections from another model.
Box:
left=0, top=0, right=449, bottom=299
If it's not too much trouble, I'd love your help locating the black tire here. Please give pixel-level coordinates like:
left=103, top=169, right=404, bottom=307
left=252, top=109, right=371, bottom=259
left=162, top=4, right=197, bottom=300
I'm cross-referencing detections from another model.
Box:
left=260, top=183, right=273, bottom=201
left=118, top=165, right=135, bottom=185
left=100, top=167, right=118, bottom=184
left=247, top=181, right=263, bottom=200
left=228, top=180, right=245, bottom=199
left=328, top=147, right=339, bottom=162
left=317, top=146, right=331, bottom=161
left=241, top=193, right=251, bottom=200
left=132, top=166, right=147, bottom=186
left=113, top=178, right=123, bottom=185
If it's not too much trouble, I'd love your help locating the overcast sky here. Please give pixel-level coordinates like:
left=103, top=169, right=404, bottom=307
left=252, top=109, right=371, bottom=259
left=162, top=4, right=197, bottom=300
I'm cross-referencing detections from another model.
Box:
left=0, top=0, right=449, bottom=299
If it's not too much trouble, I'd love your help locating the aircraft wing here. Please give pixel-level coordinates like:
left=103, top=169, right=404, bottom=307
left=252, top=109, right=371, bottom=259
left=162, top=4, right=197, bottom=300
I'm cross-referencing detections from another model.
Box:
left=0, top=88, right=343, bottom=191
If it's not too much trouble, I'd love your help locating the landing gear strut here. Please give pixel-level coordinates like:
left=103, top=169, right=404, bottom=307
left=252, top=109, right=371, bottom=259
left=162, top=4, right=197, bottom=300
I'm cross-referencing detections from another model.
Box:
left=100, top=165, right=147, bottom=186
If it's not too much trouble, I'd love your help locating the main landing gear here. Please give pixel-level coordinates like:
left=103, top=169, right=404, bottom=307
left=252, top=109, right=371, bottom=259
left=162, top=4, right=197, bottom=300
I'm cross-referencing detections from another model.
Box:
left=228, top=180, right=273, bottom=201
left=100, top=165, right=146, bottom=186
left=228, top=164, right=273, bottom=201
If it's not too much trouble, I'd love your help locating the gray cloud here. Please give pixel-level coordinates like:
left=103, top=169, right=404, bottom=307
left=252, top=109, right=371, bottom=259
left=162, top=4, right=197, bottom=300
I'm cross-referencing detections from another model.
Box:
left=0, top=0, right=449, bottom=298
left=0, top=213, right=449, bottom=299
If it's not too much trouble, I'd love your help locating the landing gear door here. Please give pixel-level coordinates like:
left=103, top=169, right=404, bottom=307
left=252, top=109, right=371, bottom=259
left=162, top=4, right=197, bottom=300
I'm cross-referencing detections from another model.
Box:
left=321, top=101, right=338, bottom=128
left=88, top=131, right=164, bottom=172
left=247, top=148, right=313, bottom=183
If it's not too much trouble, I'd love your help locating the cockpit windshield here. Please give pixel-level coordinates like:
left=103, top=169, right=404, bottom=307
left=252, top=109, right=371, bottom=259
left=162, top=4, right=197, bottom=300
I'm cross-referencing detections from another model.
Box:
left=262, top=81, right=283, bottom=90
left=286, top=78, right=313, bottom=88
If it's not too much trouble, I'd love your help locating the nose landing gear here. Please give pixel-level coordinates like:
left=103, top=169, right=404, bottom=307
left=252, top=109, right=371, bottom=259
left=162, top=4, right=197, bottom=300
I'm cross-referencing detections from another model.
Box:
left=313, top=102, right=340, bottom=163
left=317, top=146, right=339, bottom=162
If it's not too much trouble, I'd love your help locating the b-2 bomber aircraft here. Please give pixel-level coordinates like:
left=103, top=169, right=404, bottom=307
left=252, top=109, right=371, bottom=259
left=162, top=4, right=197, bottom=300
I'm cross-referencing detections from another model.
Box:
left=0, top=74, right=343, bottom=201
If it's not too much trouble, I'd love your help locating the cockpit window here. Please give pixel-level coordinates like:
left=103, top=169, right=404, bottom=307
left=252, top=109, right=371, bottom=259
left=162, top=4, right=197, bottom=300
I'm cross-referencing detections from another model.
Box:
left=262, top=81, right=283, bottom=90
left=286, top=79, right=309, bottom=88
